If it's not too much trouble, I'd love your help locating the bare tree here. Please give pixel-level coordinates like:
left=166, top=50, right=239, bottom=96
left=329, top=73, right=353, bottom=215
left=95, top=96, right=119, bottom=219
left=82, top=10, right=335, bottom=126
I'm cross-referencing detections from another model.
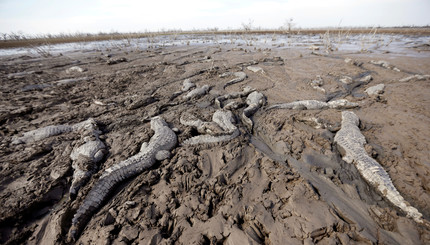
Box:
left=282, top=18, right=295, bottom=33
left=242, top=19, right=254, bottom=32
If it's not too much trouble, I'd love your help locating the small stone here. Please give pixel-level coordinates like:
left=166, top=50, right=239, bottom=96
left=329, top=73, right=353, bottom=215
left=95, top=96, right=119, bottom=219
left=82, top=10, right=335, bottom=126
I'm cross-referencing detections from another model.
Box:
left=119, top=225, right=139, bottom=241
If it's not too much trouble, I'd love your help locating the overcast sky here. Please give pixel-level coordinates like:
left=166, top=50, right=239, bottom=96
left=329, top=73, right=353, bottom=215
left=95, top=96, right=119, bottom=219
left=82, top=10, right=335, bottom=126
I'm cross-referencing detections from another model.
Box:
left=1, top=0, right=429, bottom=35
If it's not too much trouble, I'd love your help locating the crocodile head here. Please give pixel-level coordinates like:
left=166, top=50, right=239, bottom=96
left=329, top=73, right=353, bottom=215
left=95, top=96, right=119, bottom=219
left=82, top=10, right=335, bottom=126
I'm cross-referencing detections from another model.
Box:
left=150, top=116, right=168, bottom=130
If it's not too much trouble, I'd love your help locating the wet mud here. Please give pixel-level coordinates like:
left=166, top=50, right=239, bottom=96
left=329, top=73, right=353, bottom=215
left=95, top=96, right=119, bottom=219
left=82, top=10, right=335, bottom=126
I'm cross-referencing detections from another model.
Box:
left=0, top=36, right=430, bottom=244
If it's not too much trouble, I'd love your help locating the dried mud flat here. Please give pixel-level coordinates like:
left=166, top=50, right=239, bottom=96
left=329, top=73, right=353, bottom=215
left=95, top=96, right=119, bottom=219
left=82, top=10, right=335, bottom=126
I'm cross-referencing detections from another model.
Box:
left=0, top=36, right=430, bottom=244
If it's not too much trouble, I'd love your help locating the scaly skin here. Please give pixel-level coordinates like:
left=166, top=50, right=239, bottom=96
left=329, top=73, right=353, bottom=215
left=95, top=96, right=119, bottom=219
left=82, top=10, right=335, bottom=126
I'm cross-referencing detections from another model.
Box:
left=11, top=118, right=96, bottom=145
left=215, top=86, right=255, bottom=108
left=68, top=117, right=177, bottom=241
left=182, top=110, right=239, bottom=145
left=267, top=99, right=358, bottom=110
left=334, top=111, right=422, bottom=223
left=242, top=91, right=266, bottom=130
left=180, top=112, right=225, bottom=136
left=11, top=118, right=106, bottom=199
left=12, top=125, right=74, bottom=145
left=399, top=74, right=430, bottom=82
left=182, top=78, right=196, bottom=92
left=183, top=85, right=210, bottom=100
left=69, top=120, right=106, bottom=199
left=220, top=72, right=247, bottom=89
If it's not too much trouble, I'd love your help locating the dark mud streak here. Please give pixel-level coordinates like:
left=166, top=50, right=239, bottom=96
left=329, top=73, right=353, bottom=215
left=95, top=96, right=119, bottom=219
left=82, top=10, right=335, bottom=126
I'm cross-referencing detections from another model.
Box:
left=249, top=134, right=400, bottom=244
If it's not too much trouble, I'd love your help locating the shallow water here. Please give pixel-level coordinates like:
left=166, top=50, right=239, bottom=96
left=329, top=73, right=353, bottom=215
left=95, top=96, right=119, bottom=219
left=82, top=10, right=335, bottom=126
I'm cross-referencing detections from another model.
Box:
left=1, top=33, right=429, bottom=57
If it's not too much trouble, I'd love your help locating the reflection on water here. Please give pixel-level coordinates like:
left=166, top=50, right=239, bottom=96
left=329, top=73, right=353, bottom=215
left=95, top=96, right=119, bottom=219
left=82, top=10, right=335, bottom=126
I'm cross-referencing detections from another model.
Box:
left=1, top=33, right=429, bottom=57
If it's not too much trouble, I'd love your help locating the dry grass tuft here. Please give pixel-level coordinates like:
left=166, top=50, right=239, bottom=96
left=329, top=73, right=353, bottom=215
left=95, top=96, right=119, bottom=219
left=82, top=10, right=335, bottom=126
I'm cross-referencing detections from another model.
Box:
left=1, top=27, right=429, bottom=49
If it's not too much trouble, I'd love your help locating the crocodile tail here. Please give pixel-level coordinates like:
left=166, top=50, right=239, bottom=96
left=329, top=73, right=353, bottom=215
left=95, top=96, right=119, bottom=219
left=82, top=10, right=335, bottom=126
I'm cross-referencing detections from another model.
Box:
left=68, top=174, right=117, bottom=241
left=182, top=129, right=240, bottom=145
left=267, top=104, right=284, bottom=110
left=241, top=111, right=254, bottom=131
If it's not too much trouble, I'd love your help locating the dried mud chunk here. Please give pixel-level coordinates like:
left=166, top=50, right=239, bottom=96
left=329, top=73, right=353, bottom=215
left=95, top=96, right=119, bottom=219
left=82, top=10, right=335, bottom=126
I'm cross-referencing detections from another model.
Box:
left=225, top=226, right=253, bottom=245
left=137, top=230, right=164, bottom=245
left=273, top=140, right=291, bottom=155
left=103, top=212, right=115, bottom=226
left=368, top=205, right=397, bottom=231
left=119, top=225, right=139, bottom=242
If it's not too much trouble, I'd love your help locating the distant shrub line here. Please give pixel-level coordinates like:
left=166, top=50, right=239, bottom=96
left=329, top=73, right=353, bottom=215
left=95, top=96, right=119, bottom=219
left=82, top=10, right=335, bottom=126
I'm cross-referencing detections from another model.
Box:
left=1, top=26, right=429, bottom=49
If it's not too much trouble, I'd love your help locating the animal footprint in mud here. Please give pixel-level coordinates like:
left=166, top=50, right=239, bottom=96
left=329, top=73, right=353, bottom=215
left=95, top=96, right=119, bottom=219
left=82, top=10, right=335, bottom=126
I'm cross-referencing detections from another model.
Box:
left=68, top=116, right=177, bottom=241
